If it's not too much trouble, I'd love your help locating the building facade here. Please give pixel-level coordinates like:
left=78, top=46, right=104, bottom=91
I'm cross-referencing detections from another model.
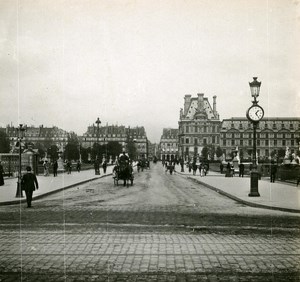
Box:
left=80, top=124, right=148, bottom=159
left=159, top=128, right=179, bottom=161
left=4, top=125, right=69, bottom=152
left=178, top=93, right=221, bottom=161
left=220, top=117, right=300, bottom=161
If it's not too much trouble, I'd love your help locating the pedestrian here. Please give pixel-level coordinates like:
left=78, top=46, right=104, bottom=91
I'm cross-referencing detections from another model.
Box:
left=0, top=161, right=4, bottom=186
left=199, top=163, right=204, bottom=177
left=67, top=160, right=72, bottom=174
left=53, top=160, right=58, bottom=177
left=94, top=159, right=100, bottom=175
left=102, top=159, right=107, bottom=174
left=239, top=163, right=245, bottom=177
left=76, top=160, right=81, bottom=172
left=21, top=166, right=39, bottom=208
left=192, top=162, right=197, bottom=175
left=43, top=160, right=49, bottom=176
left=270, top=160, right=277, bottom=183
left=225, top=162, right=232, bottom=177
left=204, top=163, right=209, bottom=176
left=220, top=162, right=224, bottom=174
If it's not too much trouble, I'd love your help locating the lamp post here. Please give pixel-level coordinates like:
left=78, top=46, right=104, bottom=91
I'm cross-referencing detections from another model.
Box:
left=246, top=77, right=264, bottom=197
left=95, top=117, right=101, bottom=160
left=15, top=124, right=26, bottom=198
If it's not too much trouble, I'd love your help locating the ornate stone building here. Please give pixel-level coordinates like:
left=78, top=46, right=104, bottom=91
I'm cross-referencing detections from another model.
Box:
left=178, top=93, right=221, bottom=160
left=4, top=125, right=68, bottom=152
left=159, top=128, right=179, bottom=161
left=80, top=124, right=148, bottom=158
left=220, top=117, right=300, bottom=160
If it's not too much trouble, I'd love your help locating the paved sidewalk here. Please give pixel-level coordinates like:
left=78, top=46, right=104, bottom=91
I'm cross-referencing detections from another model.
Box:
left=0, top=166, right=114, bottom=206
left=174, top=164, right=300, bottom=213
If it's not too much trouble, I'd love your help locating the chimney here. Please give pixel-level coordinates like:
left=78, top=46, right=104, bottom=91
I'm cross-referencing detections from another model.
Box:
left=213, top=95, right=217, bottom=116
left=197, top=93, right=204, bottom=111
left=184, top=95, right=192, bottom=116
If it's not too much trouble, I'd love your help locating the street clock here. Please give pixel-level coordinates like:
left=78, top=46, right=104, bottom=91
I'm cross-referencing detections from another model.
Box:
left=246, top=105, right=264, bottom=123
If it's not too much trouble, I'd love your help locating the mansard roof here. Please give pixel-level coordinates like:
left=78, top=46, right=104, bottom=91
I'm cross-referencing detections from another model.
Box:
left=184, top=97, right=217, bottom=120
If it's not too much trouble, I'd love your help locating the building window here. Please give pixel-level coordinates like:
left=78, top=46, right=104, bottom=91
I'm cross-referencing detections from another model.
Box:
left=231, top=139, right=234, bottom=146
left=274, top=140, right=277, bottom=146
left=203, top=139, right=207, bottom=145
left=186, top=138, right=189, bottom=144
left=249, top=140, right=252, bottom=146
left=291, top=140, right=294, bottom=146
left=281, top=123, right=285, bottom=129
left=212, top=136, right=215, bottom=143
left=231, top=123, right=234, bottom=128
left=240, top=140, right=243, bottom=146
left=239, top=123, right=243, bottom=129
left=186, top=126, right=189, bottom=133
left=283, top=140, right=286, bottom=146
left=290, top=123, right=294, bottom=129
left=265, top=123, right=268, bottom=129
left=265, top=140, right=269, bottom=146
left=273, top=123, right=277, bottom=129
left=257, top=140, right=260, bottom=146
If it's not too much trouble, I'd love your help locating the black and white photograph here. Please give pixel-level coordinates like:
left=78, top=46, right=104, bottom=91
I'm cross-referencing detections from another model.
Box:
left=0, top=0, right=300, bottom=281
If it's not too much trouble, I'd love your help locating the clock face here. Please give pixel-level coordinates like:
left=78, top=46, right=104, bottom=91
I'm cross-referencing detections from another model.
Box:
left=247, top=105, right=264, bottom=121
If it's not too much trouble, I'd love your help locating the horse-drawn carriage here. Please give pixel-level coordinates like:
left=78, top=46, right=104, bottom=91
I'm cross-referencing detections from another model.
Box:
left=113, top=160, right=134, bottom=187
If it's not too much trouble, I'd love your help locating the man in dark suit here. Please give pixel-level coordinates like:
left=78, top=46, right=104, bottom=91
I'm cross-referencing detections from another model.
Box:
left=21, top=166, right=39, bottom=208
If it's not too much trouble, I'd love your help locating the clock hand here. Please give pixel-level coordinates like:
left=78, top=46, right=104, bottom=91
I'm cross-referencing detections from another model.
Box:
left=255, top=110, right=259, bottom=117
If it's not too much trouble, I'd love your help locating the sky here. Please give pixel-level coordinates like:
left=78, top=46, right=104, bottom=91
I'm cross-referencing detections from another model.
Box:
left=0, top=0, right=299, bottom=143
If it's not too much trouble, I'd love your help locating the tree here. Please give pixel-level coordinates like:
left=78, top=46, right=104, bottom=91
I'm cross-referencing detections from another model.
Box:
left=106, top=141, right=122, bottom=160
left=64, top=132, right=79, bottom=161
left=0, top=131, right=10, bottom=153
left=47, top=145, right=59, bottom=162
left=215, top=146, right=223, bottom=158
left=201, top=146, right=209, bottom=160
left=127, top=140, right=137, bottom=160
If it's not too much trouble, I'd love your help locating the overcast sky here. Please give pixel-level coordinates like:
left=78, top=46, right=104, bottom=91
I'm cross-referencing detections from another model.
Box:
left=1, top=0, right=299, bottom=143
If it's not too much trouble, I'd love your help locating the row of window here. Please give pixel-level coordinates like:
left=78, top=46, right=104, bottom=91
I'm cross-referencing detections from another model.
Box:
left=181, top=125, right=219, bottom=133
left=222, top=133, right=297, bottom=139
left=222, top=139, right=297, bottom=147
left=227, top=122, right=300, bottom=130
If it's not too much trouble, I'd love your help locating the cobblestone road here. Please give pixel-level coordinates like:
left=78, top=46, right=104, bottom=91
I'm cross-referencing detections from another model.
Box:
left=0, top=163, right=300, bottom=281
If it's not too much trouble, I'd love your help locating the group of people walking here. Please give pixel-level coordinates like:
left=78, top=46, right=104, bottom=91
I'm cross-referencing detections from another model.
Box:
left=94, top=159, right=107, bottom=175
left=187, top=161, right=209, bottom=177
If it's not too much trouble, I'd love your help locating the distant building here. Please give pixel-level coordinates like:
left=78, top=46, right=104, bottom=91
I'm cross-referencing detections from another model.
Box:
left=178, top=93, right=221, bottom=160
left=159, top=128, right=179, bottom=162
left=80, top=124, right=148, bottom=159
left=4, top=125, right=69, bottom=152
left=220, top=117, right=300, bottom=160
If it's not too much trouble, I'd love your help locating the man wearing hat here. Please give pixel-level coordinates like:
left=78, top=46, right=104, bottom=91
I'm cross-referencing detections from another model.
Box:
left=21, top=166, right=39, bottom=208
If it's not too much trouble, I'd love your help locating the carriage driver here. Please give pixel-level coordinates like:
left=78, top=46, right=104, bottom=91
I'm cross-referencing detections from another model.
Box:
left=119, top=148, right=130, bottom=163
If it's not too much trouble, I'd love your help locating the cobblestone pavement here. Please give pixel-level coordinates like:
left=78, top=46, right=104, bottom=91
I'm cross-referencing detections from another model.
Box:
left=0, top=164, right=300, bottom=281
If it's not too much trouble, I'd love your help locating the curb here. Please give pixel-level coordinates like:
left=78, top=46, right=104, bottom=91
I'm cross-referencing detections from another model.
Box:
left=177, top=172, right=300, bottom=214
left=0, top=173, right=113, bottom=206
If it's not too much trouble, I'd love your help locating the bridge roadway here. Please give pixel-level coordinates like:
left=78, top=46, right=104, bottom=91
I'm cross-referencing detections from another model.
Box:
left=0, top=163, right=299, bottom=281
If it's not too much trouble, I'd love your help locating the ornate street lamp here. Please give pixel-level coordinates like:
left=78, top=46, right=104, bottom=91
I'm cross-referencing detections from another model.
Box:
left=95, top=117, right=101, bottom=158
left=246, top=77, right=264, bottom=197
left=15, top=124, right=26, bottom=198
